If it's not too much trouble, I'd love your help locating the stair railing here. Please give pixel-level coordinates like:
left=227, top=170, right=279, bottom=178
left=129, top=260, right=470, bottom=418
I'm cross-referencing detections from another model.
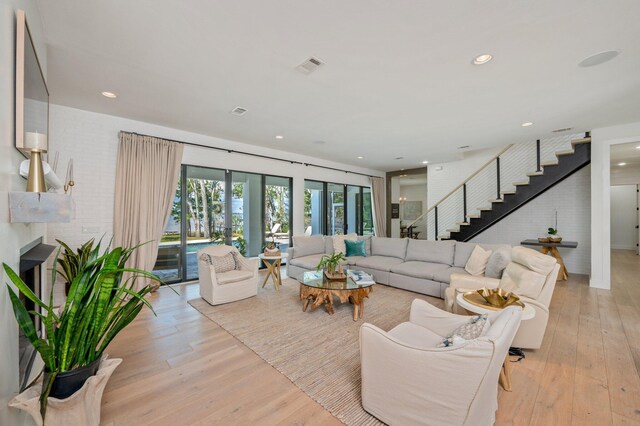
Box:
left=407, top=132, right=589, bottom=240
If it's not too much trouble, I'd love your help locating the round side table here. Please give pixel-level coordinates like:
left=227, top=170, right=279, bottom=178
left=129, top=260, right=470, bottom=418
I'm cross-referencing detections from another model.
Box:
left=455, top=291, right=535, bottom=392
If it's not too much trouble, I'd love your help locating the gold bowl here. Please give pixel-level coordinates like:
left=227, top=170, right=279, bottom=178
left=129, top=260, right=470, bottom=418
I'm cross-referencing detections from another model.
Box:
left=476, top=287, right=524, bottom=308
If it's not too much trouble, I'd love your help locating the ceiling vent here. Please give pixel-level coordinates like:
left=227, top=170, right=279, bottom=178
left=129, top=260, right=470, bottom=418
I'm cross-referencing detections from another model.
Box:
left=552, top=127, right=573, bottom=133
left=296, top=57, right=324, bottom=74
left=231, top=106, right=248, bottom=116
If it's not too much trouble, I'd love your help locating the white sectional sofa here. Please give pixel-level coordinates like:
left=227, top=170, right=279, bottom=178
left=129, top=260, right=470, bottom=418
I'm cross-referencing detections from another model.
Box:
left=286, top=235, right=511, bottom=299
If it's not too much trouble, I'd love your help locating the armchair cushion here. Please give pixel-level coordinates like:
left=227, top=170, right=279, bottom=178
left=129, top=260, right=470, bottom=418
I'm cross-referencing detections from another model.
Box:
left=217, top=269, right=254, bottom=285
left=500, top=263, right=547, bottom=299
left=438, top=314, right=490, bottom=347
left=388, top=322, right=445, bottom=349
left=200, top=252, right=236, bottom=273
left=511, top=246, right=557, bottom=275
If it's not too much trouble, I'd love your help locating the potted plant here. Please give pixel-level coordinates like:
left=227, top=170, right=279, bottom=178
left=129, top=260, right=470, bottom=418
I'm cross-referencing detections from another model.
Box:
left=263, top=241, right=280, bottom=256
left=55, top=238, right=95, bottom=296
left=3, top=239, right=160, bottom=420
left=316, top=252, right=347, bottom=279
left=547, top=227, right=562, bottom=243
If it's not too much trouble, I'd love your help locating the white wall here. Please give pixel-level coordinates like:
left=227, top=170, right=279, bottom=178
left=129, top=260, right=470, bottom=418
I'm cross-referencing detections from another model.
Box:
left=471, top=166, right=592, bottom=274
left=427, top=147, right=504, bottom=208
left=611, top=164, right=640, bottom=185
left=591, top=121, right=640, bottom=289
left=47, top=105, right=384, bottom=251
left=610, top=185, right=637, bottom=250
left=0, top=1, right=47, bottom=424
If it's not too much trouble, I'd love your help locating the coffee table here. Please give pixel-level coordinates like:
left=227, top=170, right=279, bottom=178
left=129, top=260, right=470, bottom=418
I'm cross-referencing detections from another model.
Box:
left=298, top=271, right=374, bottom=321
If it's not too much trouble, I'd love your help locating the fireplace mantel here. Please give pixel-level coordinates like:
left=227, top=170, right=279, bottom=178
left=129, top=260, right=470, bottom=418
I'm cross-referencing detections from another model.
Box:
left=9, top=192, right=74, bottom=223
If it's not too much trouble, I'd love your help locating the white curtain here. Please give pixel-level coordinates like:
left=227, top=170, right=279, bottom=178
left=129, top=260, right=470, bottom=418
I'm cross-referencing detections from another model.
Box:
left=370, top=176, right=387, bottom=237
left=113, top=132, right=183, bottom=290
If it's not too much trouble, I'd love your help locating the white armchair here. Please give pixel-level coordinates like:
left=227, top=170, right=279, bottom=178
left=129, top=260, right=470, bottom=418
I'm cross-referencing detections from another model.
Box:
left=198, top=245, right=258, bottom=306
left=444, top=246, right=560, bottom=349
left=360, top=299, right=521, bottom=426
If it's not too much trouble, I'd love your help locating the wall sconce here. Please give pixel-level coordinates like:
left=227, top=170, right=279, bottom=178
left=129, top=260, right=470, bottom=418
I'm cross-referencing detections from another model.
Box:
left=24, top=132, right=47, bottom=192
left=399, top=196, right=407, bottom=205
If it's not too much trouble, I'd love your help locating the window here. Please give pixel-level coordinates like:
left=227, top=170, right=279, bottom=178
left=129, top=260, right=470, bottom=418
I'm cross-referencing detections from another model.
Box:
left=303, top=180, right=373, bottom=237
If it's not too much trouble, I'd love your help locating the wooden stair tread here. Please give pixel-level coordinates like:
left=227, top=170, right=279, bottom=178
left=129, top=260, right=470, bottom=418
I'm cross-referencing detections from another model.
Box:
left=527, top=171, right=544, bottom=177
left=555, top=149, right=575, bottom=156
left=466, top=214, right=481, bottom=219
left=541, top=161, right=559, bottom=167
left=571, top=137, right=591, bottom=145
left=513, top=181, right=529, bottom=186
left=501, top=190, right=516, bottom=195
left=490, top=198, right=504, bottom=203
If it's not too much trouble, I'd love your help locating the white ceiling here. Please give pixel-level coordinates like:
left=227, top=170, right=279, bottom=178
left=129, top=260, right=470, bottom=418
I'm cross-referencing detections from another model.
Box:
left=36, top=0, right=640, bottom=171
left=611, top=141, right=640, bottom=167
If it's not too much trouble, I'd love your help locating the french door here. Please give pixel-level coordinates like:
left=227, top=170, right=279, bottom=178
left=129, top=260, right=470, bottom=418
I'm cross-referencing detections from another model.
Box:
left=153, top=165, right=292, bottom=284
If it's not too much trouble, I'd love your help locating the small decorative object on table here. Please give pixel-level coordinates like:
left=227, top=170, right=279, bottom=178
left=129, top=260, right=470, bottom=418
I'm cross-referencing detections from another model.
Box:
left=316, top=252, right=347, bottom=280
left=463, top=287, right=524, bottom=310
left=547, top=211, right=562, bottom=243
left=263, top=241, right=280, bottom=256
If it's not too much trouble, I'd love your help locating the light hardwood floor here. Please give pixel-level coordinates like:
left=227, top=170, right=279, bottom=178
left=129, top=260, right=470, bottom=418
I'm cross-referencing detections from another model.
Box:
left=102, top=252, right=640, bottom=425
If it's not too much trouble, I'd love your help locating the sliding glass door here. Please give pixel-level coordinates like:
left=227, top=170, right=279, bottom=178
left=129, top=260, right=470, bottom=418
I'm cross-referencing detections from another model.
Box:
left=303, top=180, right=374, bottom=237
left=154, top=166, right=292, bottom=284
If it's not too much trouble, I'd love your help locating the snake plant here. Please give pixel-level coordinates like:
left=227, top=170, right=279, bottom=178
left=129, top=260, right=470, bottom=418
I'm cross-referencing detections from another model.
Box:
left=3, top=239, right=160, bottom=419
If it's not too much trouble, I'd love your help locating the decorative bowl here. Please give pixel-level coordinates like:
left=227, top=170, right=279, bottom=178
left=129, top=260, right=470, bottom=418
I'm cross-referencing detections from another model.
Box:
left=476, top=287, right=524, bottom=308
left=548, top=236, right=562, bottom=243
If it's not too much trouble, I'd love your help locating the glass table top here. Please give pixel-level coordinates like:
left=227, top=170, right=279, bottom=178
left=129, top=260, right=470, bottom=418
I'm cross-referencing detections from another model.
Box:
left=298, top=270, right=375, bottom=290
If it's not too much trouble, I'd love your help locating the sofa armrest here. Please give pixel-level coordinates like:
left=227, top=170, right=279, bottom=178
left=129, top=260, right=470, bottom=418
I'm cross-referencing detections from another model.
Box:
left=409, top=299, right=476, bottom=336
left=286, top=247, right=295, bottom=260
left=449, top=273, right=500, bottom=291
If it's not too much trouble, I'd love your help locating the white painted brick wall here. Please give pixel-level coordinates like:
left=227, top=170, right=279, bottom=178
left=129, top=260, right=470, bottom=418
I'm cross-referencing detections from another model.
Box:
left=471, top=165, right=591, bottom=274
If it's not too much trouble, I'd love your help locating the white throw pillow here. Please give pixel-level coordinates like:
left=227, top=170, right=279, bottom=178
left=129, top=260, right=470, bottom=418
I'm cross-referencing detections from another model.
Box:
left=438, top=314, right=490, bottom=347
left=332, top=233, right=357, bottom=255
left=464, top=245, right=493, bottom=276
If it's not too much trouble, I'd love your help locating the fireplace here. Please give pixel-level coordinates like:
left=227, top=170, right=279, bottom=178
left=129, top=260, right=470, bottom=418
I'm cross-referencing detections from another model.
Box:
left=18, top=239, right=55, bottom=391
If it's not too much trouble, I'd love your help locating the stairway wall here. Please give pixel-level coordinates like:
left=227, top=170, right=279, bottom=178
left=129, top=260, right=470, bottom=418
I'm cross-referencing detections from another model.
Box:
left=470, top=165, right=591, bottom=274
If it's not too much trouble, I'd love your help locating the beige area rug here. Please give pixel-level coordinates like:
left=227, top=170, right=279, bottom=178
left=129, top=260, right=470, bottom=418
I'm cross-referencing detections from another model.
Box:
left=188, top=278, right=443, bottom=425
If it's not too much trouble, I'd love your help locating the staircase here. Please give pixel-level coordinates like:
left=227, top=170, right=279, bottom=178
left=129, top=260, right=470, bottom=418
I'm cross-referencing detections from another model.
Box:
left=409, top=132, right=591, bottom=241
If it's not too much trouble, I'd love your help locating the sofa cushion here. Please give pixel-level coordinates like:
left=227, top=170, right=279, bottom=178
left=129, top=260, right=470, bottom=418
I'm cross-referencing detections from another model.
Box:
left=390, top=261, right=451, bottom=280
left=406, top=239, right=456, bottom=265
left=292, top=235, right=325, bottom=258
left=485, top=249, right=511, bottom=279
left=324, top=236, right=334, bottom=254
left=217, top=269, right=253, bottom=285
left=454, top=242, right=512, bottom=268
left=334, top=233, right=358, bottom=255
left=371, top=237, right=409, bottom=259
left=355, top=255, right=405, bottom=271
left=345, top=240, right=367, bottom=257
left=464, top=245, right=492, bottom=276
left=433, top=266, right=468, bottom=284
left=499, top=263, right=547, bottom=299
left=358, top=235, right=372, bottom=256
left=346, top=255, right=365, bottom=266
left=289, top=254, right=325, bottom=270
left=388, top=322, right=444, bottom=349
left=511, top=246, right=556, bottom=276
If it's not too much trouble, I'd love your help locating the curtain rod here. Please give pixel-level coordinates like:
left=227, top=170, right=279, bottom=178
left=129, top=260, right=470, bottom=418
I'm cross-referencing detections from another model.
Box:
left=122, top=131, right=379, bottom=179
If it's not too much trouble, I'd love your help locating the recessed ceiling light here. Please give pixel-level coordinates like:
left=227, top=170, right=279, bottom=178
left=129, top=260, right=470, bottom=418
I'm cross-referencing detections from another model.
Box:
left=578, top=50, right=620, bottom=68
left=275, top=135, right=284, bottom=140
left=472, top=54, right=493, bottom=65
left=618, top=162, right=627, bottom=166
left=521, top=122, right=534, bottom=127
left=357, top=156, right=364, bottom=159
left=101, top=91, right=117, bottom=98
left=636, top=146, right=640, bottom=150
left=422, top=160, right=429, bottom=164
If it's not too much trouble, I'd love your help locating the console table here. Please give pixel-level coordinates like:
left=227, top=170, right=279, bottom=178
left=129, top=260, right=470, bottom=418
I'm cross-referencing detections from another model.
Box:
left=520, top=239, right=578, bottom=281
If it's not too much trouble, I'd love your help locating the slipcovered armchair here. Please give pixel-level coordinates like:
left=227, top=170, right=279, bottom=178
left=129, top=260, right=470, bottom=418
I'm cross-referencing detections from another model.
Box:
left=444, top=246, right=560, bottom=349
left=360, top=299, right=522, bottom=426
left=198, top=245, right=258, bottom=306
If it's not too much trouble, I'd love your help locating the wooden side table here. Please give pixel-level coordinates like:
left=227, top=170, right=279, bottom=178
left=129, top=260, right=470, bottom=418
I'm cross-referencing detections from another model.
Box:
left=456, top=292, right=535, bottom=392
left=520, top=239, right=578, bottom=281
left=258, top=253, right=288, bottom=291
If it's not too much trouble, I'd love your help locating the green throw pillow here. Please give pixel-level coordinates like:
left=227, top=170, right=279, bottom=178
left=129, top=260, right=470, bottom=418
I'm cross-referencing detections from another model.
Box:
left=345, top=240, right=366, bottom=257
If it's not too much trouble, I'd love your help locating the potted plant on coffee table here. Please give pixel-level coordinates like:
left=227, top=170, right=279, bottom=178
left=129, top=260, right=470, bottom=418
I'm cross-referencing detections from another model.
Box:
left=316, top=252, right=347, bottom=280
left=3, top=238, right=160, bottom=421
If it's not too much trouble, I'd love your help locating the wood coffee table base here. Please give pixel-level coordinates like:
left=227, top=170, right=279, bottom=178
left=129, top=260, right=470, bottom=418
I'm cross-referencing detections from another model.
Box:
left=299, top=285, right=372, bottom=321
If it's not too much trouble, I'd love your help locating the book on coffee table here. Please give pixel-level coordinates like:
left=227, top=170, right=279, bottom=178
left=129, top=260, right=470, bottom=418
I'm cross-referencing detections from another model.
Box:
left=347, top=270, right=375, bottom=285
